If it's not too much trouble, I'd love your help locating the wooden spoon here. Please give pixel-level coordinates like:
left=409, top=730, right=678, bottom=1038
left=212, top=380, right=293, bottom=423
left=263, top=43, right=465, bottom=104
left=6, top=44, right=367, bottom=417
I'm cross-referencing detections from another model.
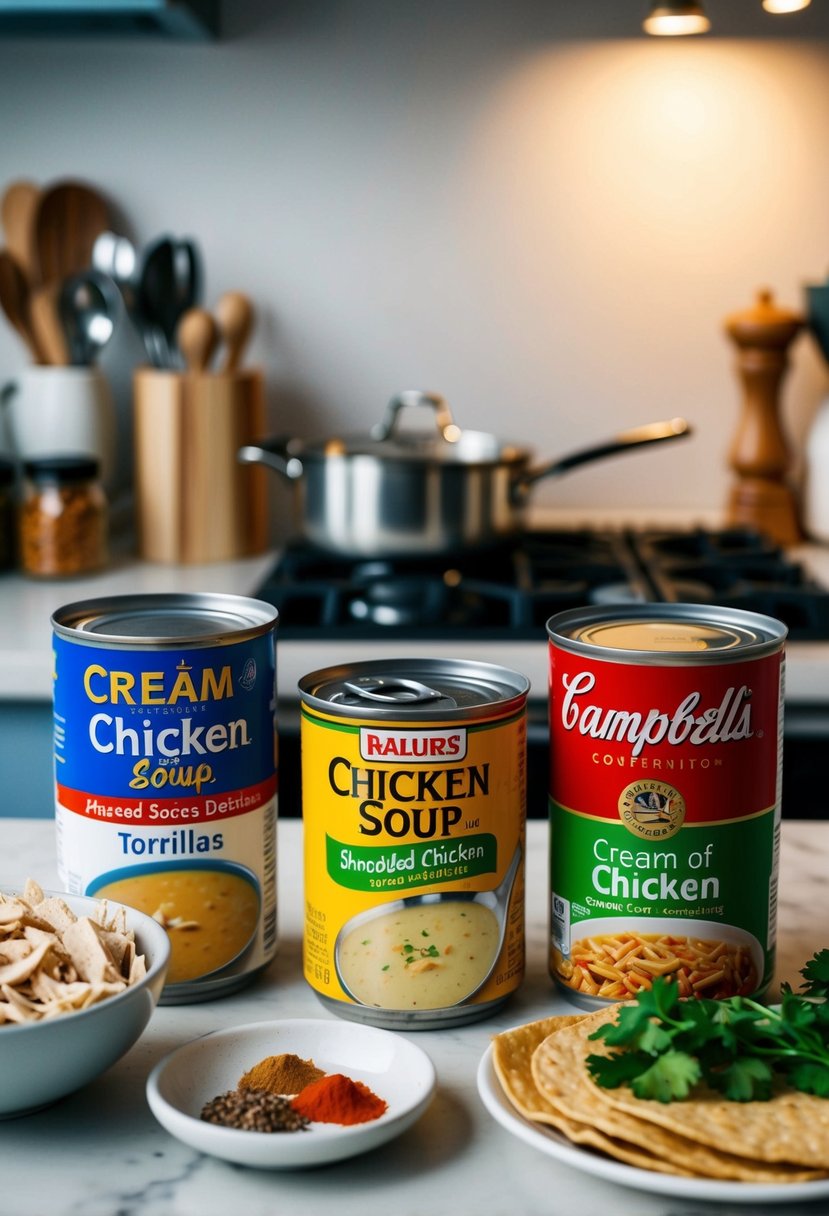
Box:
left=215, top=290, right=254, bottom=372
left=1, top=181, right=39, bottom=286
left=177, top=307, right=219, bottom=373
left=33, top=179, right=109, bottom=286
left=0, top=249, right=45, bottom=362
left=29, top=282, right=71, bottom=365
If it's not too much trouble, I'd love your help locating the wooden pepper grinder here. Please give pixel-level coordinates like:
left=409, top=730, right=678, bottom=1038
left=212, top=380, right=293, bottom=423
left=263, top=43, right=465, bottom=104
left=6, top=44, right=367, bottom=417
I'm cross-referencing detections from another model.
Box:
left=723, top=288, right=804, bottom=546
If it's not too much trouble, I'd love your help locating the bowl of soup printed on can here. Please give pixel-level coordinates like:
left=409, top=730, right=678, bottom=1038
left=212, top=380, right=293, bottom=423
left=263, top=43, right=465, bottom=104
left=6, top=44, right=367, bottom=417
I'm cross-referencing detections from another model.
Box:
left=335, top=893, right=504, bottom=1013
left=551, top=917, right=764, bottom=1007
left=87, top=860, right=260, bottom=990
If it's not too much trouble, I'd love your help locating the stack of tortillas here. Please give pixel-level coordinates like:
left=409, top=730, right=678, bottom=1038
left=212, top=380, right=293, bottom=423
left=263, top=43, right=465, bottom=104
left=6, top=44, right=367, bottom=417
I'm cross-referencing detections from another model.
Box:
left=491, top=1009, right=829, bottom=1182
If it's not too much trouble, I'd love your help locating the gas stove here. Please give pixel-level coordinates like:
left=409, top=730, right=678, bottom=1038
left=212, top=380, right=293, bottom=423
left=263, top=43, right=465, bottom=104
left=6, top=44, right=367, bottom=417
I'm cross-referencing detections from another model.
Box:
left=257, top=525, right=829, bottom=642
left=256, top=523, right=829, bottom=817
left=256, top=526, right=829, bottom=704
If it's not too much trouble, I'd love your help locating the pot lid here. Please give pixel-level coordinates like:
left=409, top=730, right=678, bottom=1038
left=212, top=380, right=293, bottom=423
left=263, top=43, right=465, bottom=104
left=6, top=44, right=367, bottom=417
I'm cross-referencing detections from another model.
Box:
left=303, top=390, right=528, bottom=465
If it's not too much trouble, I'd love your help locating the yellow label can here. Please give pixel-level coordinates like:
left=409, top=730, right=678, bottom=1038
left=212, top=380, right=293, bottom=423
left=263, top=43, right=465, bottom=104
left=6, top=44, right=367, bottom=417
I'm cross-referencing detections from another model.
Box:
left=299, top=659, right=529, bottom=1028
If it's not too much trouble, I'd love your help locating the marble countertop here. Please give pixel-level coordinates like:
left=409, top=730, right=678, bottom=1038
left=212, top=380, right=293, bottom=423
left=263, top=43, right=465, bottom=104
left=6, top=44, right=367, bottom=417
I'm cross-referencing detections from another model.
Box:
left=1, top=816, right=825, bottom=1216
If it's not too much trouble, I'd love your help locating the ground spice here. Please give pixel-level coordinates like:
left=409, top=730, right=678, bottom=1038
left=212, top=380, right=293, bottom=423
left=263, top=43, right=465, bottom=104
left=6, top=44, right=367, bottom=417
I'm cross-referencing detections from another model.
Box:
left=200, top=1089, right=310, bottom=1133
left=290, top=1073, right=388, bottom=1125
left=238, top=1052, right=325, bottom=1096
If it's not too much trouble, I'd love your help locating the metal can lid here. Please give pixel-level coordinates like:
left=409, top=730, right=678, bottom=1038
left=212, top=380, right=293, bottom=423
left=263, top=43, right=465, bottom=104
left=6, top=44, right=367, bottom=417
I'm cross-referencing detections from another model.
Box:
left=52, top=593, right=278, bottom=648
left=299, top=658, right=530, bottom=720
left=547, top=603, right=786, bottom=665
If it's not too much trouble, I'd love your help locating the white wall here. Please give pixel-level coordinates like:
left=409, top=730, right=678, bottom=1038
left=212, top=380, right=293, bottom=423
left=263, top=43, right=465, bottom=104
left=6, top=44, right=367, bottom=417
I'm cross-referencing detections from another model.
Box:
left=0, top=0, right=828, bottom=527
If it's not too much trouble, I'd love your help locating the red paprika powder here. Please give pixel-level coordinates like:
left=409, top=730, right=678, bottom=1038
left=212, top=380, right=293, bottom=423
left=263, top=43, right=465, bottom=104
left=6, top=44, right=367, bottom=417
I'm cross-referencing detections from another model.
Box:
left=291, top=1073, right=387, bottom=1125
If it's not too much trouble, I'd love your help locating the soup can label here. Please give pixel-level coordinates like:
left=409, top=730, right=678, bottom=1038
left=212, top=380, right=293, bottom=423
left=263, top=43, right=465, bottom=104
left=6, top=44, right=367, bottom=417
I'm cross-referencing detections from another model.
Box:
left=52, top=593, right=278, bottom=1004
left=547, top=604, right=786, bottom=1009
left=299, top=659, right=529, bottom=1028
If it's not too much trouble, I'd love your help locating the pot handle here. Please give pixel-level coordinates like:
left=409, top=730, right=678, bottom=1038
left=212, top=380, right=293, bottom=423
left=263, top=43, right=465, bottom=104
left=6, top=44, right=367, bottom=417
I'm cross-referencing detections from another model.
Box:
left=238, top=436, right=304, bottom=480
left=371, top=389, right=462, bottom=444
left=513, top=417, right=691, bottom=502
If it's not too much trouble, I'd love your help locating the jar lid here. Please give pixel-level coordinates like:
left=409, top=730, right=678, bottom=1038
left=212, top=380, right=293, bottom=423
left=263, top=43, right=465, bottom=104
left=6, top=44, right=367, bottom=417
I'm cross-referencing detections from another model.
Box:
left=23, top=454, right=100, bottom=484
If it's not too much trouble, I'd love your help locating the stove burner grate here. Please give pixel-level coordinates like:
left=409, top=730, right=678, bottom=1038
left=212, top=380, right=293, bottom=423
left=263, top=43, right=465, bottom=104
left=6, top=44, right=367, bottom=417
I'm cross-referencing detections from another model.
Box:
left=255, top=528, right=829, bottom=642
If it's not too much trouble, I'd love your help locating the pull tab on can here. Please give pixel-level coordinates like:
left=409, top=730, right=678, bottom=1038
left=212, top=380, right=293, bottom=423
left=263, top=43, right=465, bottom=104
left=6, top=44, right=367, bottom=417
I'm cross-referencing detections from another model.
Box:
left=342, top=677, right=446, bottom=705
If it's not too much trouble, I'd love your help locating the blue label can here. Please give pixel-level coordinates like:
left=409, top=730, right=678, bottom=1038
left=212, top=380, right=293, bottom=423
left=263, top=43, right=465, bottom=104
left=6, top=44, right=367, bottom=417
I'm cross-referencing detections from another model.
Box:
left=52, top=593, right=278, bottom=1003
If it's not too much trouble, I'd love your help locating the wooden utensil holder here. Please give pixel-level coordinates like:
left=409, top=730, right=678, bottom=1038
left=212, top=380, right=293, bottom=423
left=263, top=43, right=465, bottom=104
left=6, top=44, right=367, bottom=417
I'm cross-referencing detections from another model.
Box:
left=133, top=367, right=268, bottom=564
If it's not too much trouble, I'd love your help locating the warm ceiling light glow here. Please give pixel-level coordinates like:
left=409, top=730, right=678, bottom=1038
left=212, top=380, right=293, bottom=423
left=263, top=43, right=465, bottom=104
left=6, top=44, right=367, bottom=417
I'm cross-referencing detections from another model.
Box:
left=762, top=0, right=811, bottom=12
left=643, top=3, right=711, bottom=35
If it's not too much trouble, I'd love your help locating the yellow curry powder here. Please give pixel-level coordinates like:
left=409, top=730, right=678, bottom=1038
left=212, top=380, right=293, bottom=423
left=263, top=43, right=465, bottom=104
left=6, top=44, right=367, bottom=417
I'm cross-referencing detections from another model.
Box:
left=238, top=1053, right=325, bottom=1096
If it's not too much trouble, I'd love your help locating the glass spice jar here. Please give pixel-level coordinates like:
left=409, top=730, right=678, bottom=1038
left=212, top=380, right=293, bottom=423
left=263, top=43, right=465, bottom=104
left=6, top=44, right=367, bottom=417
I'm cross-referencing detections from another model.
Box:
left=0, top=457, right=14, bottom=572
left=19, top=455, right=108, bottom=578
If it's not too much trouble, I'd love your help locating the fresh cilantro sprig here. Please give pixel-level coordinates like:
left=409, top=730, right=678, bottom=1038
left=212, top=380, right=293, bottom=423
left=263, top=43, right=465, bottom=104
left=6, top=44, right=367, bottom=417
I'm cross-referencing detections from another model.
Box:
left=586, top=949, right=829, bottom=1104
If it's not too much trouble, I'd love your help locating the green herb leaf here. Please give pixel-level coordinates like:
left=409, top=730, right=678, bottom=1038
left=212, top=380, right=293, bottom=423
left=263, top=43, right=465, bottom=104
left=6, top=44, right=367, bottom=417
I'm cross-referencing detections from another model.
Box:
left=630, top=1052, right=701, bottom=1103
left=586, top=1049, right=656, bottom=1090
left=707, top=1057, right=773, bottom=1102
left=787, top=1061, right=829, bottom=1097
left=799, top=950, right=829, bottom=1000
left=587, top=961, right=829, bottom=1105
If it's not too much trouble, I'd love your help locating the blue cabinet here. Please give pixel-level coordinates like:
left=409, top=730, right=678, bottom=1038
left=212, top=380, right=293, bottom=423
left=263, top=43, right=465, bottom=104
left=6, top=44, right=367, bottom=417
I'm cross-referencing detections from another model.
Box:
left=0, top=701, right=54, bottom=818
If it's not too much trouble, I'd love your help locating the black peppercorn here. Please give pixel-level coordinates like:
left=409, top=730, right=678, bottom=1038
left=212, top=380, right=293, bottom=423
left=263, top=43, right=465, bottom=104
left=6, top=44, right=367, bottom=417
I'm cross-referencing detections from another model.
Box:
left=200, top=1089, right=310, bottom=1133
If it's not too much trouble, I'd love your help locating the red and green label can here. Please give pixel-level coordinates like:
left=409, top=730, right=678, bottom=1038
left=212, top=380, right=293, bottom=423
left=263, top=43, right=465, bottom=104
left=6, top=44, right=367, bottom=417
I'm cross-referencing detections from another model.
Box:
left=546, top=604, right=786, bottom=1009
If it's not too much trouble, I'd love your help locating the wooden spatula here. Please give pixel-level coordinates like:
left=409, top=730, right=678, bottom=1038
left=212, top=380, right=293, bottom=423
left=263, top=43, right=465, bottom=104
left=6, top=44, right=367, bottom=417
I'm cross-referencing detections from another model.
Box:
left=1, top=180, right=39, bottom=286
left=29, top=282, right=71, bottom=365
left=0, top=248, right=44, bottom=362
left=33, top=179, right=109, bottom=286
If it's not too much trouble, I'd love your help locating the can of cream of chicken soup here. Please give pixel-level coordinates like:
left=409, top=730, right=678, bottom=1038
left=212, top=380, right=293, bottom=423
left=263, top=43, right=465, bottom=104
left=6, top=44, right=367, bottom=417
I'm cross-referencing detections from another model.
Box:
left=547, top=603, right=786, bottom=1010
left=299, top=659, right=529, bottom=1028
left=52, top=593, right=278, bottom=1004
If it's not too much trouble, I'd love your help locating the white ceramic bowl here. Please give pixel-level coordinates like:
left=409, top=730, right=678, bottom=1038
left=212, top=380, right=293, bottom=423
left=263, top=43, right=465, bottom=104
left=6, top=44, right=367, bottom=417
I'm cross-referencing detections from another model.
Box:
left=0, top=891, right=170, bottom=1118
left=147, top=1018, right=437, bottom=1169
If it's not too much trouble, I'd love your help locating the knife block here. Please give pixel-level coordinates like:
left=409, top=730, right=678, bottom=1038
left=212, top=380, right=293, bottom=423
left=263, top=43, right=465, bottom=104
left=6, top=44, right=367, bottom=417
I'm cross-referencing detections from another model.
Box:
left=723, top=289, right=803, bottom=547
left=133, top=368, right=268, bottom=564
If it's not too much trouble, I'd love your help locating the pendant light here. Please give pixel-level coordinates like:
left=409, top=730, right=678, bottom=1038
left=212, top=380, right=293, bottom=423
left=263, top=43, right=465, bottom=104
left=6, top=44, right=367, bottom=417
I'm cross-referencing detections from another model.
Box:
left=762, top=0, right=810, bottom=11
left=643, top=2, right=711, bottom=35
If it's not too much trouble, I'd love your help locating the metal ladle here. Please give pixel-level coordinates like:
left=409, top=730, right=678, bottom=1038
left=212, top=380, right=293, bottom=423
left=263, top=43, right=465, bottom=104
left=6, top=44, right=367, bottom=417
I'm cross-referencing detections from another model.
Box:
left=58, top=270, right=121, bottom=366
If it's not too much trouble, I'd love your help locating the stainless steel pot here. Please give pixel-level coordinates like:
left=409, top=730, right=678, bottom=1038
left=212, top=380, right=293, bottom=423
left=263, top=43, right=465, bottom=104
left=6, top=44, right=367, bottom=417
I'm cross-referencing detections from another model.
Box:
left=239, top=390, right=691, bottom=558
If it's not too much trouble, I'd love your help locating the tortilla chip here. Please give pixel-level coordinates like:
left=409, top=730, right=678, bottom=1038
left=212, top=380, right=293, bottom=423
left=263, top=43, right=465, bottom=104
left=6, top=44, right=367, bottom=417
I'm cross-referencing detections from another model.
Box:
left=62, top=919, right=123, bottom=985
left=532, top=1008, right=829, bottom=1179
left=0, top=881, right=147, bottom=1024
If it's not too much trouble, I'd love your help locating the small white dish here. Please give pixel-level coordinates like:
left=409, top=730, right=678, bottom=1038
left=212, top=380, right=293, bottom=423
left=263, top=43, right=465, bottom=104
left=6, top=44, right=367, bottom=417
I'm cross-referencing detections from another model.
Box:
left=477, top=1044, right=829, bottom=1205
left=147, top=1017, right=436, bottom=1168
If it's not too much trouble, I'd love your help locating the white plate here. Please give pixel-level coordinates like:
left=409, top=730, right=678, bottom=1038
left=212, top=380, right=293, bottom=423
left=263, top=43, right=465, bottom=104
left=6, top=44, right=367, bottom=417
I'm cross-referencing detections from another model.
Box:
left=147, top=1018, right=436, bottom=1168
left=477, top=1043, right=829, bottom=1205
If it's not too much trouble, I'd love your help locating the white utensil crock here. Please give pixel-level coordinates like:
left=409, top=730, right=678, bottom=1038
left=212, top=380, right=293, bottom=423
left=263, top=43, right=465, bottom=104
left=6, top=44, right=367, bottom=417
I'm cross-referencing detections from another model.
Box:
left=1, top=365, right=116, bottom=488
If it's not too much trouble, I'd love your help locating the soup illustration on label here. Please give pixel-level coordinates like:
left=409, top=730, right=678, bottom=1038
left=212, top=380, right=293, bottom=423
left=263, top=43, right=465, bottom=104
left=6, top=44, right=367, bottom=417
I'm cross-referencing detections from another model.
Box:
left=546, top=604, right=786, bottom=1009
left=299, top=659, right=529, bottom=1029
left=52, top=593, right=278, bottom=1004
